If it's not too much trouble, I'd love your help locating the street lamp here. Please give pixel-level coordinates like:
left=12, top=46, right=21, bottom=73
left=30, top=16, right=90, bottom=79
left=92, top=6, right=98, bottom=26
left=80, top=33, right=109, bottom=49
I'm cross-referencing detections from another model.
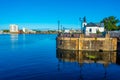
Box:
left=79, top=17, right=83, bottom=33
left=58, top=20, right=60, bottom=34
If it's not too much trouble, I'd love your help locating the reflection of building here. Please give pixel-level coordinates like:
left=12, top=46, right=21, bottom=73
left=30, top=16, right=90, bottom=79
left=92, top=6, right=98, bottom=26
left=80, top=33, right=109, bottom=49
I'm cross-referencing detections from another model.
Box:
left=56, top=49, right=117, bottom=66
left=10, top=34, right=18, bottom=49
left=10, top=24, right=19, bottom=33
left=56, top=50, right=120, bottom=80
left=11, top=34, right=18, bottom=41
left=116, top=52, right=120, bottom=65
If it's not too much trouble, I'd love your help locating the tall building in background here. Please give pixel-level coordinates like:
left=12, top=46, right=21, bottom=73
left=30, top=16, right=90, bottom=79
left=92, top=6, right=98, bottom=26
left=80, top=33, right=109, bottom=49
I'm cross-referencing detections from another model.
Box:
left=10, top=24, right=19, bottom=33
left=22, top=27, right=36, bottom=34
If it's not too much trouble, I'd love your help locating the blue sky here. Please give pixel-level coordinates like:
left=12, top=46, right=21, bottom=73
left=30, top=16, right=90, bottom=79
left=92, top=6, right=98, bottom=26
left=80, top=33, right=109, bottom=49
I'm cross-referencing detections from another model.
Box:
left=0, top=0, right=120, bottom=30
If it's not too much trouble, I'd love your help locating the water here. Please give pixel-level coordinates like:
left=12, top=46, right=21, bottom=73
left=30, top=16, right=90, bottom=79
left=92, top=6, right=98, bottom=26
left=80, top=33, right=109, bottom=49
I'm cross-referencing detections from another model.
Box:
left=0, top=34, right=120, bottom=80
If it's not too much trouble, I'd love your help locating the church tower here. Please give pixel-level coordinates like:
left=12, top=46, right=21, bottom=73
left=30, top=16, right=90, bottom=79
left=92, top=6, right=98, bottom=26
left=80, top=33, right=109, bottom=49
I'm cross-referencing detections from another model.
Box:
left=82, top=16, right=87, bottom=28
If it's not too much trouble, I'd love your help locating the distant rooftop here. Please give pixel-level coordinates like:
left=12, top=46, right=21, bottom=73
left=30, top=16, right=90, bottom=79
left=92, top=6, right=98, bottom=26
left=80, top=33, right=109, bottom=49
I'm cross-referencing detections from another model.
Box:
left=86, top=22, right=104, bottom=27
left=86, top=22, right=97, bottom=27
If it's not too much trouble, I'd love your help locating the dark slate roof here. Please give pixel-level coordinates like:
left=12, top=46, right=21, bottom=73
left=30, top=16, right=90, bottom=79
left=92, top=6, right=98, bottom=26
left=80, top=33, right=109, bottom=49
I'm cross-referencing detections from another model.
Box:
left=86, top=22, right=104, bottom=27
left=86, top=22, right=97, bottom=27
left=96, top=23, right=104, bottom=27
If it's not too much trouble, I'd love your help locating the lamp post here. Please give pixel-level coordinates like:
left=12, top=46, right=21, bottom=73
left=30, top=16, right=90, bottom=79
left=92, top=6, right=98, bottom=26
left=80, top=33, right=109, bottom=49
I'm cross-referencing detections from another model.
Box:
left=58, top=20, right=60, bottom=34
left=79, top=17, right=83, bottom=33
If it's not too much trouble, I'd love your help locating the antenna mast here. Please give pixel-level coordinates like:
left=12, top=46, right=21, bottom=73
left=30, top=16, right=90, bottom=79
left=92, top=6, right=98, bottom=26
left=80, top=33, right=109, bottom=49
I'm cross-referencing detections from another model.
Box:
left=58, top=20, right=60, bottom=34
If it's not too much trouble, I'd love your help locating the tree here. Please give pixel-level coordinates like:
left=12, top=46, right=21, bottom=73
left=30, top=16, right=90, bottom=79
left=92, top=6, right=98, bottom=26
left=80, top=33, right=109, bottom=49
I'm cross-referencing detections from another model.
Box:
left=101, top=16, right=120, bottom=31
left=96, top=29, right=101, bottom=34
left=3, top=30, right=9, bottom=32
left=118, top=25, right=120, bottom=30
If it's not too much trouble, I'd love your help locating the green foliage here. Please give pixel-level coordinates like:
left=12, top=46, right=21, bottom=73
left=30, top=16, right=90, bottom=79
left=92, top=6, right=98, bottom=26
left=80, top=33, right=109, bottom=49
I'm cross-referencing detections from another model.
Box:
left=118, top=25, right=120, bottom=30
left=3, top=30, right=9, bottom=32
left=101, top=16, right=120, bottom=31
left=96, top=30, right=101, bottom=34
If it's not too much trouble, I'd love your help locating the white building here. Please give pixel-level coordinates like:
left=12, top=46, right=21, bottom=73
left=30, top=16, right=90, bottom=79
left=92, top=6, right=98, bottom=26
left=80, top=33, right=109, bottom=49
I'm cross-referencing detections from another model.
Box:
left=23, top=27, right=27, bottom=33
left=10, top=24, right=19, bottom=33
left=81, top=17, right=105, bottom=35
left=22, top=27, right=36, bottom=33
left=0, top=30, right=3, bottom=34
left=83, top=22, right=105, bottom=35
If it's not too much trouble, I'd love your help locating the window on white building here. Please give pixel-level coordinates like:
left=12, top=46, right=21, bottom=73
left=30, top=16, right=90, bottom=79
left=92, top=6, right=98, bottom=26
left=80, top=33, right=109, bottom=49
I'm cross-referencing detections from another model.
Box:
left=89, top=28, right=92, bottom=32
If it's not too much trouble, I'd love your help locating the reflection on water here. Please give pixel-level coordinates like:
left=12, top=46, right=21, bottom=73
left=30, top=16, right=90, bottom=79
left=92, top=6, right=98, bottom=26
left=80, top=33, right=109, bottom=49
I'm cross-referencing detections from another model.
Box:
left=117, top=52, right=120, bottom=65
left=0, top=34, right=59, bottom=80
left=10, top=34, right=18, bottom=41
left=56, top=50, right=118, bottom=66
left=7, top=34, right=57, bottom=50
left=56, top=50, right=120, bottom=80
left=10, top=34, right=18, bottom=49
left=0, top=34, right=120, bottom=80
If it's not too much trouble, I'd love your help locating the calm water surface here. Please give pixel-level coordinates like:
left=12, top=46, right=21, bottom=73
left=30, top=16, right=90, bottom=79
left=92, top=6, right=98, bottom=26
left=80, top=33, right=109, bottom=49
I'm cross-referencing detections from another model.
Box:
left=0, top=34, right=120, bottom=80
